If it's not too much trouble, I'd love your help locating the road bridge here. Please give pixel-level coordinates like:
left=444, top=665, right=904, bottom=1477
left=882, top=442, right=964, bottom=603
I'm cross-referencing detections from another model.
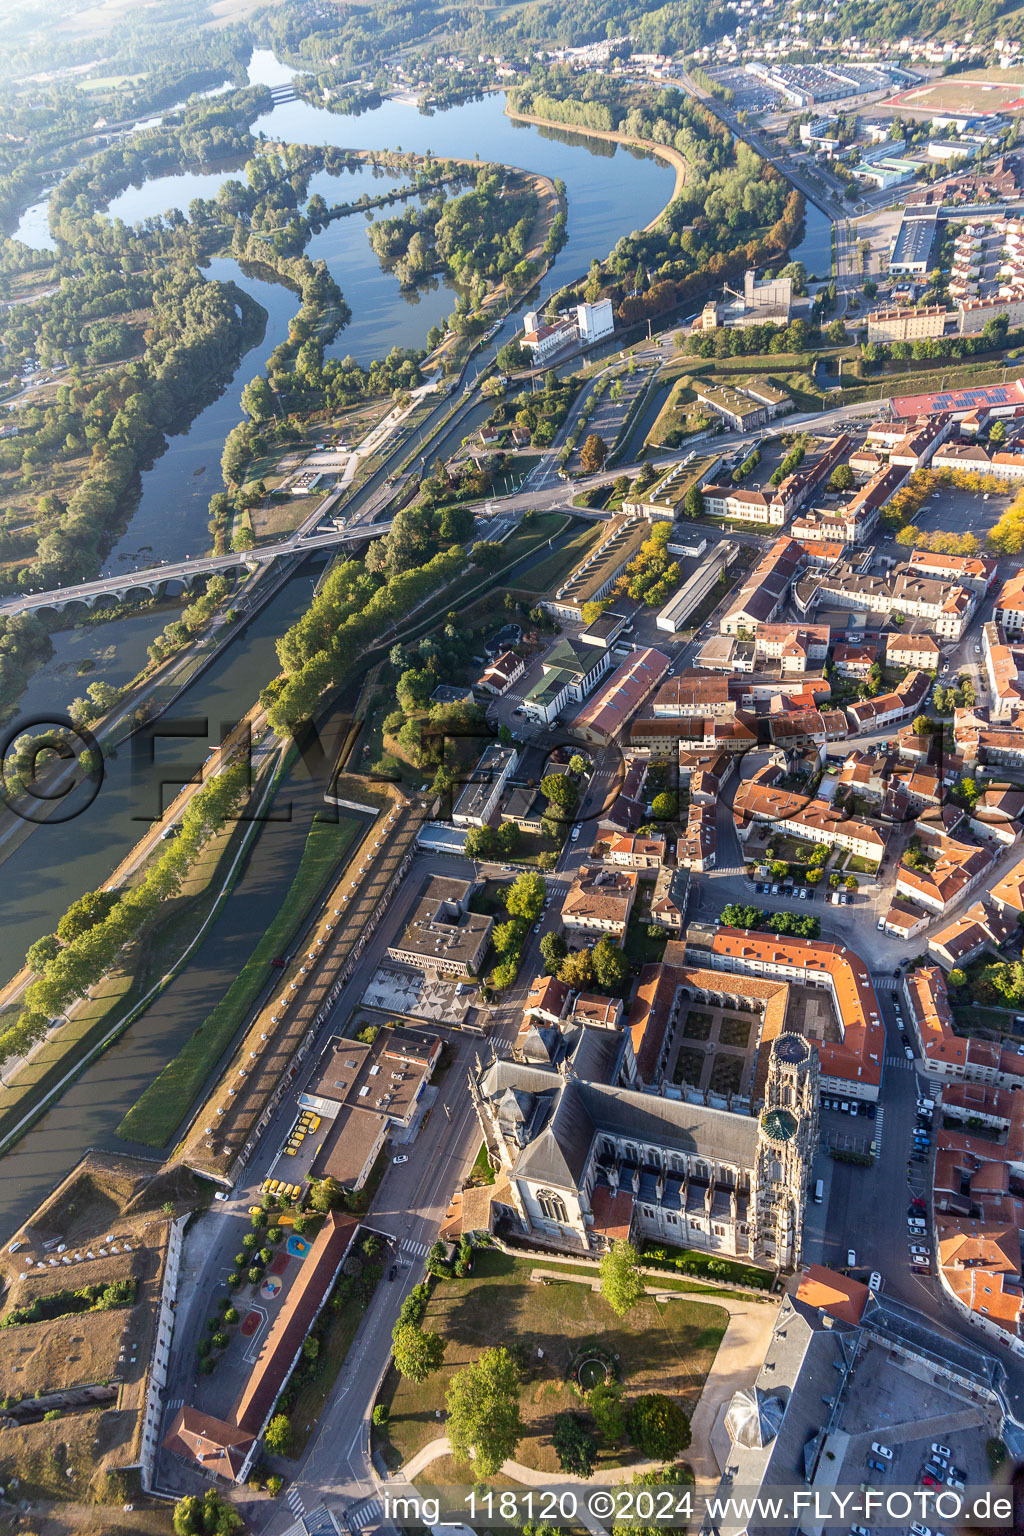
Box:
left=0, top=519, right=394, bottom=617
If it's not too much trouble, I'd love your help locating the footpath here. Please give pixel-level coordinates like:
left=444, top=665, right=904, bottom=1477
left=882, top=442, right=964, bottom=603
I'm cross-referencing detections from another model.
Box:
left=396, top=1269, right=779, bottom=1501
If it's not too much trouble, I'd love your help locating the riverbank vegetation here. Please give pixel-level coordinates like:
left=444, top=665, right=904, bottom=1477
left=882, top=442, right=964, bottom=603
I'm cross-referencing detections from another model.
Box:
left=117, top=812, right=362, bottom=1149
left=510, top=72, right=803, bottom=328
left=1, top=762, right=250, bottom=1072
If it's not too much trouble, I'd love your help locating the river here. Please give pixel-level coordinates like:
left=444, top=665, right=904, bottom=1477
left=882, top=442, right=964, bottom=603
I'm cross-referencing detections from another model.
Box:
left=0, top=57, right=679, bottom=1233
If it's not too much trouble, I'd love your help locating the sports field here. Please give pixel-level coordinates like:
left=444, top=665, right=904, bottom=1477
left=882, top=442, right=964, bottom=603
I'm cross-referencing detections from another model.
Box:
left=885, top=74, right=1024, bottom=116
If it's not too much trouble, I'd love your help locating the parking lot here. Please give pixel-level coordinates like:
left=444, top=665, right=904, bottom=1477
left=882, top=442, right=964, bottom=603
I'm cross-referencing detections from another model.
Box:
left=909, top=482, right=1014, bottom=539
left=836, top=1335, right=993, bottom=1496
left=706, top=66, right=782, bottom=111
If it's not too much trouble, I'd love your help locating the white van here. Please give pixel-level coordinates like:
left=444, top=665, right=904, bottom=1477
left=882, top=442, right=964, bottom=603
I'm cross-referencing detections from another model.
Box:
left=814, top=1179, right=824, bottom=1204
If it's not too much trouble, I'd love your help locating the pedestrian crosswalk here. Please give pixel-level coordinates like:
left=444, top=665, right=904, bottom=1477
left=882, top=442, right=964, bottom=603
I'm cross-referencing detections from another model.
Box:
left=872, top=1106, right=885, bottom=1151
left=351, top=1498, right=383, bottom=1529
left=402, top=1239, right=430, bottom=1259
left=286, top=1486, right=306, bottom=1520
left=884, top=1054, right=914, bottom=1069
left=164, top=1396, right=183, bottom=1416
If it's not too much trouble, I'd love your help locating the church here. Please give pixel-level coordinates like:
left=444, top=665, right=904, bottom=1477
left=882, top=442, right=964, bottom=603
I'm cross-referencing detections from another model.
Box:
left=468, top=946, right=822, bottom=1270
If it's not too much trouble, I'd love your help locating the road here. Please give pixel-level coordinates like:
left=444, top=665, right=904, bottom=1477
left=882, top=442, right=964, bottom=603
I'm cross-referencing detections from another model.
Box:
left=153, top=837, right=606, bottom=1528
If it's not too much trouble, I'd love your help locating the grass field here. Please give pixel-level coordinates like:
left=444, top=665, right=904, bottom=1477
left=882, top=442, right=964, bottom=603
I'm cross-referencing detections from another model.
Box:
left=116, top=814, right=362, bottom=1148
left=887, top=74, right=1024, bottom=115
left=509, top=517, right=606, bottom=596
left=378, top=1249, right=726, bottom=1475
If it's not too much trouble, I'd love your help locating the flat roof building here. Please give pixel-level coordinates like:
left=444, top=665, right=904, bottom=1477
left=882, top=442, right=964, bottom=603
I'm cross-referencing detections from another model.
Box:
left=387, top=875, right=492, bottom=977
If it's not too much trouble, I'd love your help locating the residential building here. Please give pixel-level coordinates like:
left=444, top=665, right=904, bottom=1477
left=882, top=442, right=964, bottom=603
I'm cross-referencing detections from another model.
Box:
left=866, top=304, right=948, bottom=343
left=478, top=650, right=525, bottom=695
left=994, top=570, right=1024, bottom=638
left=678, top=802, right=717, bottom=870
left=895, top=838, right=994, bottom=913
left=885, top=631, right=942, bottom=671
left=753, top=623, right=830, bottom=672
left=732, top=775, right=887, bottom=863
left=928, top=898, right=1017, bottom=970
left=561, top=866, right=638, bottom=937
left=844, top=670, right=931, bottom=732
left=602, top=834, right=667, bottom=869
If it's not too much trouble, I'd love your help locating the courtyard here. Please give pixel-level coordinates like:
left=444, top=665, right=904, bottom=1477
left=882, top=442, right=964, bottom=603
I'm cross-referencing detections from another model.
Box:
left=669, top=1004, right=760, bottom=1098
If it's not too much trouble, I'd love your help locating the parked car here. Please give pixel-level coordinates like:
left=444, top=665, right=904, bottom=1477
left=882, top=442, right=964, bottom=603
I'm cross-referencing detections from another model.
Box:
left=847, top=1248, right=857, bottom=1266
left=910, top=1245, right=930, bottom=1257
left=871, top=1443, right=893, bottom=1461
left=905, top=1046, right=915, bottom=1059
left=392, top=1154, right=408, bottom=1165
left=931, top=1444, right=952, bottom=1460
left=867, top=1458, right=887, bottom=1474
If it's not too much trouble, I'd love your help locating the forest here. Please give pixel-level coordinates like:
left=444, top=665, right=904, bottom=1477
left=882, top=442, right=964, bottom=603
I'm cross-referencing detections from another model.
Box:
left=366, top=167, right=540, bottom=290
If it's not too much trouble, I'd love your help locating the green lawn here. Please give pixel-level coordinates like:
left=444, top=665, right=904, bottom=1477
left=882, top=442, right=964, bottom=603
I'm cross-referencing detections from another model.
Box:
left=287, top=1275, right=379, bottom=1455
left=846, top=855, right=879, bottom=875
left=623, top=892, right=668, bottom=969
left=377, top=1249, right=726, bottom=1475
left=510, top=519, right=608, bottom=596
left=116, top=815, right=362, bottom=1148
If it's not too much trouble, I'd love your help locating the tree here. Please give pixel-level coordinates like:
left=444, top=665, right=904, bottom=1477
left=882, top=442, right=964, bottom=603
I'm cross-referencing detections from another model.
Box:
left=590, top=1379, right=627, bottom=1443
left=540, top=772, right=579, bottom=816
left=592, top=934, right=629, bottom=991
left=263, top=1413, right=292, bottom=1455
left=309, top=1176, right=344, bottom=1212
left=990, top=418, right=1008, bottom=447
left=959, top=776, right=980, bottom=808
left=173, top=1491, right=244, bottom=1536
left=627, top=1393, right=691, bottom=1460
left=913, top=715, right=933, bottom=736
left=446, top=1346, right=524, bottom=1475
left=540, top=931, right=568, bottom=975
left=829, top=872, right=842, bottom=889
left=651, top=791, right=677, bottom=820
left=948, top=968, right=967, bottom=989
left=600, top=1240, right=645, bottom=1317
left=506, top=871, right=545, bottom=922
left=579, top=433, right=608, bottom=473
left=496, top=820, right=521, bottom=855
left=392, top=1322, right=446, bottom=1382
left=465, top=825, right=499, bottom=860
left=682, top=484, right=705, bottom=519
left=829, top=464, right=854, bottom=492
left=552, top=1412, right=596, bottom=1475
left=769, top=860, right=788, bottom=880
left=471, top=540, right=504, bottom=569
left=844, top=875, right=859, bottom=891
left=559, top=947, right=595, bottom=988
left=569, top=754, right=588, bottom=776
